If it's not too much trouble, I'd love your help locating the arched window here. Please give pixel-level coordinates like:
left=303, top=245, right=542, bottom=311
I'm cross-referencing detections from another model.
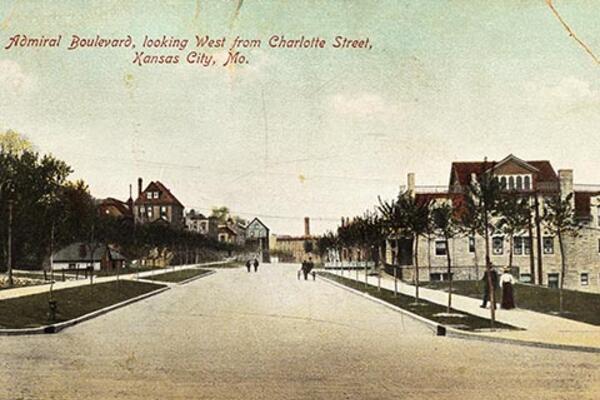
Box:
left=509, top=176, right=515, bottom=190
left=516, top=176, right=523, bottom=190
left=524, top=176, right=531, bottom=190
left=500, top=176, right=507, bottom=189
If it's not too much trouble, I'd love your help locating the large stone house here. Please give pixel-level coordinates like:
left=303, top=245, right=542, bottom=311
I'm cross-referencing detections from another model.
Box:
left=386, top=154, right=600, bottom=292
left=133, top=178, right=184, bottom=228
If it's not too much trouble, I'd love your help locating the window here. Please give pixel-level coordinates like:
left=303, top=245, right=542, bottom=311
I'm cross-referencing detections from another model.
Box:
left=146, top=192, right=152, bottom=199
left=500, top=177, right=507, bottom=189
left=147, top=207, right=153, bottom=218
left=520, top=273, right=532, bottom=283
left=524, top=176, right=531, bottom=190
left=597, top=206, right=600, bottom=227
left=435, top=240, right=447, bottom=256
left=581, top=273, right=589, bottom=286
left=492, top=236, right=504, bottom=255
left=514, top=236, right=531, bottom=255
left=543, top=236, right=554, bottom=254
left=468, top=236, right=475, bottom=253
left=153, top=191, right=159, bottom=199
left=516, top=176, right=523, bottom=190
left=508, top=176, right=515, bottom=190
left=430, top=273, right=442, bottom=282
left=160, top=206, right=167, bottom=217
left=548, top=273, right=559, bottom=289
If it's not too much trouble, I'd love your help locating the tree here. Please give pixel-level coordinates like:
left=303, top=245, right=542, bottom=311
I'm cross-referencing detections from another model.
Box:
left=496, top=195, right=531, bottom=269
left=431, top=202, right=459, bottom=313
left=464, top=163, right=502, bottom=328
left=210, top=206, right=230, bottom=223
left=543, top=193, right=581, bottom=314
left=0, top=129, right=33, bottom=155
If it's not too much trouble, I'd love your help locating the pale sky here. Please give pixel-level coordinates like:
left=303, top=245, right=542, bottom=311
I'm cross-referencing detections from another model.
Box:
left=1, top=0, right=599, bottom=235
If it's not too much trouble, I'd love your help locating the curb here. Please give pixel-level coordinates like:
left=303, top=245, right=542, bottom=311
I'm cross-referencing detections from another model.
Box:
left=0, top=285, right=170, bottom=336
left=177, top=270, right=216, bottom=285
left=318, top=274, right=600, bottom=354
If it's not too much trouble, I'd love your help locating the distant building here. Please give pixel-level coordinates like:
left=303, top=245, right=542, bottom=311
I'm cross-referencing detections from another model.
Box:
left=218, top=225, right=238, bottom=244
left=133, top=178, right=184, bottom=228
left=185, top=210, right=218, bottom=239
left=98, top=197, right=133, bottom=219
left=52, top=243, right=126, bottom=271
left=271, top=217, right=317, bottom=263
left=246, top=217, right=270, bottom=262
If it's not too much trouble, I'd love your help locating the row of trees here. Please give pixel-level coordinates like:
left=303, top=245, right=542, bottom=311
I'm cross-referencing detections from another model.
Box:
left=317, top=165, right=580, bottom=325
left=0, top=130, right=235, bottom=286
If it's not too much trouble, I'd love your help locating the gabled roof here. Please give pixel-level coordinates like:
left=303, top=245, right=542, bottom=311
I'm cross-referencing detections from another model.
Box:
left=247, top=217, right=269, bottom=231
left=53, top=243, right=126, bottom=263
left=134, top=181, right=184, bottom=208
left=100, top=197, right=132, bottom=216
left=450, top=156, right=559, bottom=188
left=218, top=225, right=238, bottom=236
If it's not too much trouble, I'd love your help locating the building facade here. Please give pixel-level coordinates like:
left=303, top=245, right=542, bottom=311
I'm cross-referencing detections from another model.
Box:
left=246, top=217, right=270, bottom=262
left=386, top=154, right=600, bottom=292
left=185, top=210, right=218, bottom=239
left=133, top=178, right=185, bottom=228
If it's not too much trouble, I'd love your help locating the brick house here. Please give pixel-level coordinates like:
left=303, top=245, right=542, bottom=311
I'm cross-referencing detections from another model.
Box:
left=133, top=178, right=184, bottom=228
left=386, top=154, right=600, bottom=292
left=98, top=197, right=133, bottom=219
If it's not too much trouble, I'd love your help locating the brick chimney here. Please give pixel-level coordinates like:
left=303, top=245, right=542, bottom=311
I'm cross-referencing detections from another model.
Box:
left=558, top=169, right=574, bottom=201
left=138, top=177, right=143, bottom=197
left=304, top=217, right=310, bottom=237
left=407, top=172, right=416, bottom=197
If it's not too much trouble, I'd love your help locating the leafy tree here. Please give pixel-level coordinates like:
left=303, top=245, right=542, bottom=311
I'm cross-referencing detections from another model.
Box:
left=543, top=193, right=581, bottom=314
left=0, top=129, right=33, bottom=155
left=431, top=202, right=460, bottom=313
left=496, top=195, right=531, bottom=269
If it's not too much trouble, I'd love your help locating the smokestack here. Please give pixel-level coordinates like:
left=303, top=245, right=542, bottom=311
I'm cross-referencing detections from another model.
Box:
left=304, top=217, right=310, bottom=237
left=558, top=169, right=574, bottom=200
left=407, top=172, right=416, bottom=197
left=138, top=178, right=143, bottom=197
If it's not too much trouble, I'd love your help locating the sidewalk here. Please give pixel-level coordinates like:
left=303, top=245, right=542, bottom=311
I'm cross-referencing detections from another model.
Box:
left=324, top=268, right=600, bottom=351
left=0, top=261, right=226, bottom=301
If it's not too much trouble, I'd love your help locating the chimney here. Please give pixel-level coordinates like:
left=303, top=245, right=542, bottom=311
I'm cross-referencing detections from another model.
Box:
left=304, top=217, right=310, bottom=237
left=407, top=172, right=416, bottom=197
left=340, top=217, right=345, bottom=228
left=558, top=169, right=574, bottom=200
left=138, top=178, right=143, bottom=197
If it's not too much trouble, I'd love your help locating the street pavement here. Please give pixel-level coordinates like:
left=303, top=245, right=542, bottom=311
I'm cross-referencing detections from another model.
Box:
left=1, top=263, right=599, bottom=399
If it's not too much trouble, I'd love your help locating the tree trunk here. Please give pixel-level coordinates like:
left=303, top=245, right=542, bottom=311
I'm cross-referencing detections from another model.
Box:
left=509, top=235, right=514, bottom=268
left=558, top=230, right=566, bottom=314
left=534, top=193, right=544, bottom=285
left=484, top=211, right=496, bottom=329
left=473, top=233, right=479, bottom=280
left=414, top=235, right=420, bottom=303
left=445, top=235, right=453, bottom=313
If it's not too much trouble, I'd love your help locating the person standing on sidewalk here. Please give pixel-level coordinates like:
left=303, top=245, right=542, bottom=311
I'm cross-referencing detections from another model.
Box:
left=500, top=266, right=516, bottom=309
left=480, top=267, right=498, bottom=309
left=253, top=257, right=259, bottom=272
left=246, top=259, right=252, bottom=273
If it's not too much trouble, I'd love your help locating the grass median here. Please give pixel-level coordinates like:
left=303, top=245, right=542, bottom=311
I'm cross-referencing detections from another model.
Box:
left=425, top=280, right=600, bottom=326
left=0, top=280, right=165, bottom=329
left=319, top=272, right=518, bottom=332
left=144, top=268, right=213, bottom=283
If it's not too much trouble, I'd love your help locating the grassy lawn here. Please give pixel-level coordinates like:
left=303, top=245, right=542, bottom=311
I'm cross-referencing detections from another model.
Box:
left=144, top=268, right=212, bottom=283
left=424, top=280, right=600, bottom=326
left=319, top=272, right=517, bottom=332
left=207, top=262, right=242, bottom=269
left=0, top=280, right=165, bottom=329
left=95, top=266, right=157, bottom=277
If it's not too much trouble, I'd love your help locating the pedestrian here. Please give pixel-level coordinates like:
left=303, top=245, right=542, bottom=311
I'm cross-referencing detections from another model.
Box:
left=245, top=259, right=251, bottom=273
left=500, top=266, right=516, bottom=309
left=253, top=257, right=259, bottom=272
left=298, top=261, right=305, bottom=280
left=480, top=267, right=499, bottom=309
left=302, top=257, right=314, bottom=280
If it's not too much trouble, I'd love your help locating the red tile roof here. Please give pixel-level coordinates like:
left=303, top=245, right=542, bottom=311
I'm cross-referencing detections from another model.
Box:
left=134, top=181, right=184, bottom=208
left=450, top=160, right=558, bottom=187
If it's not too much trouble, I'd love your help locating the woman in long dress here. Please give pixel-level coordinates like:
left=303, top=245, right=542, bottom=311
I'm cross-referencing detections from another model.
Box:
left=500, top=267, right=516, bottom=309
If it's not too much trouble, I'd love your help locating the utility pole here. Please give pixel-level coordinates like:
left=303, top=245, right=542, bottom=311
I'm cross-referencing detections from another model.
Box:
left=534, top=192, right=544, bottom=285
left=7, top=199, right=13, bottom=286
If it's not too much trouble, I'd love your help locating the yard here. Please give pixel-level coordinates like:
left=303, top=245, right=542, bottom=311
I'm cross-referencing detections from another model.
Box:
left=0, top=280, right=165, bottom=329
left=425, top=280, right=600, bottom=326
left=144, top=268, right=213, bottom=283
left=319, top=272, right=517, bottom=332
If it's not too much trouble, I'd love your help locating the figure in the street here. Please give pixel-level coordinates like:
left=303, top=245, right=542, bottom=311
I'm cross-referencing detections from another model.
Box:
left=253, top=257, right=259, bottom=272
left=246, top=259, right=251, bottom=273
left=301, top=257, right=314, bottom=280
left=500, top=266, right=516, bottom=309
left=480, top=267, right=499, bottom=309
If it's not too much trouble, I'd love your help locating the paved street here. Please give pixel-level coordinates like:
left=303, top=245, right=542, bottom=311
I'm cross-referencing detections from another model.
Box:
left=1, top=263, right=600, bottom=400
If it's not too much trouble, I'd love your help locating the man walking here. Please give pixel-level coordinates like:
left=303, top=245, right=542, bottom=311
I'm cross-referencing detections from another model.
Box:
left=246, top=259, right=251, bottom=273
left=481, top=267, right=499, bottom=308
left=253, top=257, right=259, bottom=272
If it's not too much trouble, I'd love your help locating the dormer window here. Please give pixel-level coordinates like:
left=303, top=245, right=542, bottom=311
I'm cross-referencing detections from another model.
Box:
left=146, top=192, right=152, bottom=199
left=153, top=191, right=159, bottom=199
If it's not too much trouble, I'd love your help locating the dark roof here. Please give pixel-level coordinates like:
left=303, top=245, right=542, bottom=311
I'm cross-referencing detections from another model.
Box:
left=218, top=225, right=238, bottom=236
left=248, top=217, right=269, bottom=230
left=450, top=158, right=559, bottom=188
left=53, top=243, right=126, bottom=263
left=100, top=197, right=132, bottom=216
left=134, top=181, right=184, bottom=208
